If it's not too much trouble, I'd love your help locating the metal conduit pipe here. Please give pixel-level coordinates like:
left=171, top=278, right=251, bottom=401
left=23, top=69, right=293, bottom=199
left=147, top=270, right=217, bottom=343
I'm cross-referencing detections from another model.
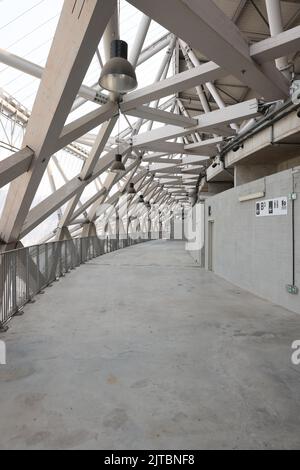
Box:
left=221, top=98, right=298, bottom=156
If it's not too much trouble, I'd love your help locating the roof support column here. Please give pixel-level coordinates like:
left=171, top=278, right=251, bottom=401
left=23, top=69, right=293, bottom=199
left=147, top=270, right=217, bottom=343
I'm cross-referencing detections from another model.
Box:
left=265, top=0, right=291, bottom=80
left=129, top=15, right=151, bottom=68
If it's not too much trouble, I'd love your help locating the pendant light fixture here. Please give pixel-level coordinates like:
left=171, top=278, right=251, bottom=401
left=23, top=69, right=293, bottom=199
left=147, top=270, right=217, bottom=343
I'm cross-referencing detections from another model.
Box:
left=99, top=39, right=137, bottom=93
left=138, top=195, right=145, bottom=204
left=111, top=108, right=126, bottom=175
left=127, top=183, right=136, bottom=195
left=110, top=153, right=126, bottom=174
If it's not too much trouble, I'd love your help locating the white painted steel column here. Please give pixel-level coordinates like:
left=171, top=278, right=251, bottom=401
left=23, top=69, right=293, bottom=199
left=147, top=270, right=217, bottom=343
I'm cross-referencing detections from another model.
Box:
left=265, top=0, right=290, bottom=80
left=129, top=15, right=151, bottom=68
left=137, top=34, right=171, bottom=66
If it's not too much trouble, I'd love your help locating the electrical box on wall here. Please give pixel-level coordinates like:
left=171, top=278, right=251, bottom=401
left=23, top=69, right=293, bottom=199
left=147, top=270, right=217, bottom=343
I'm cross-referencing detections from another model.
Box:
left=286, top=285, right=299, bottom=295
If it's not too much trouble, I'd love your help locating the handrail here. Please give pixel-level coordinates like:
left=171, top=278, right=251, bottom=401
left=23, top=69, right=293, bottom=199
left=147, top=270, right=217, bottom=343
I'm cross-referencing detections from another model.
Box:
left=0, top=233, right=158, bottom=331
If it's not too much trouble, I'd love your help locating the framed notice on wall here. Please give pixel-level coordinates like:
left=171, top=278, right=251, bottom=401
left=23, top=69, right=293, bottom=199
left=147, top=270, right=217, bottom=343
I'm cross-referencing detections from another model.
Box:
left=256, top=197, right=288, bottom=217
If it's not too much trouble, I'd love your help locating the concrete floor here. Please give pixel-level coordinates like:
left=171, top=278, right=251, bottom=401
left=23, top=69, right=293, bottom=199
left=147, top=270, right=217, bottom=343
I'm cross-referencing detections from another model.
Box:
left=0, top=240, right=300, bottom=450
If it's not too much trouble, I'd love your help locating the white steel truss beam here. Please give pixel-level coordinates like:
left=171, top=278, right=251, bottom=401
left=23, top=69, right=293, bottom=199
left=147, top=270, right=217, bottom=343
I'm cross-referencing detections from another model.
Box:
left=125, top=105, right=198, bottom=128
left=130, top=15, right=152, bottom=68
left=184, top=136, right=224, bottom=156
left=0, top=148, right=33, bottom=189
left=250, top=25, right=300, bottom=64
left=127, top=0, right=289, bottom=100
left=137, top=34, right=171, bottom=66
left=56, top=102, right=119, bottom=151
left=92, top=168, right=147, bottom=223
left=88, top=172, right=123, bottom=222
left=20, top=144, right=129, bottom=239
left=1, top=24, right=296, bottom=109
left=71, top=165, right=145, bottom=223
left=121, top=62, right=225, bottom=111
left=139, top=141, right=185, bottom=154
left=52, top=155, right=88, bottom=219
left=0, top=48, right=108, bottom=105
left=133, top=99, right=260, bottom=149
left=143, top=156, right=182, bottom=164
left=182, top=155, right=209, bottom=165
left=0, top=0, right=116, bottom=246
left=56, top=117, right=118, bottom=235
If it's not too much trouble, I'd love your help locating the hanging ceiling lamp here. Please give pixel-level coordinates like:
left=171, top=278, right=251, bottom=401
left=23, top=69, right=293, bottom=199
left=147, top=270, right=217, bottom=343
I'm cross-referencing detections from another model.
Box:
left=127, top=183, right=136, bottom=195
left=138, top=195, right=145, bottom=204
left=110, top=154, right=126, bottom=174
left=99, top=40, right=138, bottom=93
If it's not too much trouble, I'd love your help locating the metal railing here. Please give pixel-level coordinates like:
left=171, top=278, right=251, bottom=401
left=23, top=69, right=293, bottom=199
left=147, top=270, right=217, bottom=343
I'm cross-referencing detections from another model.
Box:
left=0, top=234, right=152, bottom=330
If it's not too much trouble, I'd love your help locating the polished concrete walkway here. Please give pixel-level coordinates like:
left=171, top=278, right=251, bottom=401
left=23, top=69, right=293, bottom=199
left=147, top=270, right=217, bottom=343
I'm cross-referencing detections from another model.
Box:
left=0, top=240, right=300, bottom=450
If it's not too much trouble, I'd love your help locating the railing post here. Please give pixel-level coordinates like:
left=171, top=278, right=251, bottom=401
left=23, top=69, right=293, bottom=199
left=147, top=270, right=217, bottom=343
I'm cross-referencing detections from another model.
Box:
left=36, top=245, right=40, bottom=293
left=11, top=252, right=17, bottom=314
left=45, top=243, right=49, bottom=286
left=65, top=240, right=68, bottom=273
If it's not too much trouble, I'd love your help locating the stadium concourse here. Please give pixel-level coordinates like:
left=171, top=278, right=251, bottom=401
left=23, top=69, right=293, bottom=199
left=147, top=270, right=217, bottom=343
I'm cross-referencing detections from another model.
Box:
left=0, top=0, right=300, bottom=451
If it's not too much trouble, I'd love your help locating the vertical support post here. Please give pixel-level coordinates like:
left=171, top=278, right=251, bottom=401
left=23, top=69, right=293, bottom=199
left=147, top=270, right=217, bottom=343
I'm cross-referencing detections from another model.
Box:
left=36, top=245, right=40, bottom=293
left=25, top=249, right=30, bottom=301
left=170, top=211, right=175, bottom=241
left=265, top=0, right=290, bottom=80
left=159, top=211, right=163, bottom=239
left=129, top=15, right=151, bottom=68
left=116, top=215, right=120, bottom=249
left=11, top=252, right=17, bottom=314
left=45, top=243, right=49, bottom=285
left=148, top=211, right=151, bottom=241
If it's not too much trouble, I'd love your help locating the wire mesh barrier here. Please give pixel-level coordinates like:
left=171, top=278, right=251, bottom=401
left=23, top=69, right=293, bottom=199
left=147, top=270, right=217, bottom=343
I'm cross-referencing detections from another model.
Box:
left=0, top=234, right=152, bottom=331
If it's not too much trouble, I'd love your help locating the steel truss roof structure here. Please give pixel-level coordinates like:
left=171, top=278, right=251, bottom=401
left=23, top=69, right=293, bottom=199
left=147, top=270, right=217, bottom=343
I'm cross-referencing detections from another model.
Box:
left=0, top=0, right=300, bottom=248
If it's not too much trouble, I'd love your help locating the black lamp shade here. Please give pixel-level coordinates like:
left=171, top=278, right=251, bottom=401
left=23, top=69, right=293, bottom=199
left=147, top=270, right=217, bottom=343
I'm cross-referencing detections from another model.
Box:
left=127, top=183, right=136, bottom=195
left=99, top=40, right=138, bottom=93
left=111, top=154, right=126, bottom=174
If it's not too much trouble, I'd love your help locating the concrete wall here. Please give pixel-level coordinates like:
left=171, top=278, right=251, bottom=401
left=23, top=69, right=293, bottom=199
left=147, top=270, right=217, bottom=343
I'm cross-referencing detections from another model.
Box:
left=205, top=168, right=300, bottom=314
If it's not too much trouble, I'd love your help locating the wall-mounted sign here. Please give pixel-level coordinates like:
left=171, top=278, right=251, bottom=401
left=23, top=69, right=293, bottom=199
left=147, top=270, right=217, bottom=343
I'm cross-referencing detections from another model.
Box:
left=256, top=197, right=288, bottom=217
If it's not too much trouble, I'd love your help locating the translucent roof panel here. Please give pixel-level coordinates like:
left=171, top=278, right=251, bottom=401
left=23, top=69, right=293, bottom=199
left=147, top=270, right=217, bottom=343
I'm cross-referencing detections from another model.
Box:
left=0, top=0, right=63, bottom=109
left=0, top=0, right=169, bottom=111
